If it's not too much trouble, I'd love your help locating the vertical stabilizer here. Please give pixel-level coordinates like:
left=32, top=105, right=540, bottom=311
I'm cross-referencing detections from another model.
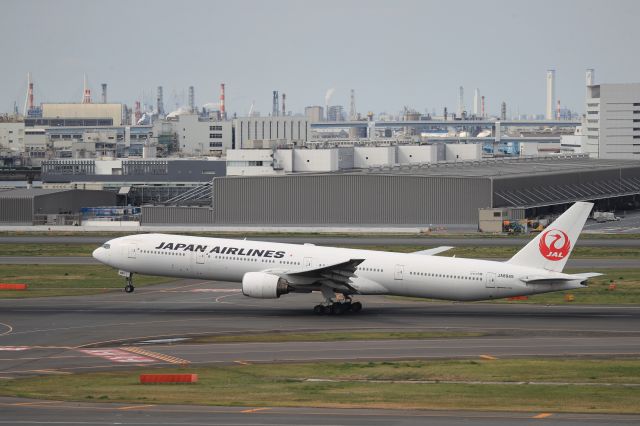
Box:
left=507, top=202, right=593, bottom=272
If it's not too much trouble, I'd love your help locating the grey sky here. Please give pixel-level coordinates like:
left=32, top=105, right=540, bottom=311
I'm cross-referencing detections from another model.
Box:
left=1, top=0, right=638, bottom=117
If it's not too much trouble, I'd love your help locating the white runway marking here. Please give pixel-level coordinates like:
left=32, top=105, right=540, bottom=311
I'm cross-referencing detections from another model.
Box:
left=78, top=349, right=156, bottom=363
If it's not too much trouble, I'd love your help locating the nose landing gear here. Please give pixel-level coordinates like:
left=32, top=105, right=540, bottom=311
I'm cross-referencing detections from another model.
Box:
left=119, top=271, right=135, bottom=293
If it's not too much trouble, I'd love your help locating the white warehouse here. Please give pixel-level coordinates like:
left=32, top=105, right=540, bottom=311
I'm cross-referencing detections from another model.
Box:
left=225, top=143, right=482, bottom=175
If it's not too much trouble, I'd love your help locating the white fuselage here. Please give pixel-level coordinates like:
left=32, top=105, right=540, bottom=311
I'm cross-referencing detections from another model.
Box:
left=93, top=233, right=585, bottom=301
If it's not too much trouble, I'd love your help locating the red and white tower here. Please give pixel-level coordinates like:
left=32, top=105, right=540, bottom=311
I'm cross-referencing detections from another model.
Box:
left=134, top=101, right=142, bottom=124
left=556, top=100, right=561, bottom=120
left=219, top=83, right=226, bottom=120
left=82, top=74, right=92, bottom=104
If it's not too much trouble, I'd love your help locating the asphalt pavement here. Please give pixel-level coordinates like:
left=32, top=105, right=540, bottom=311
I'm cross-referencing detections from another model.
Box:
left=0, top=397, right=638, bottom=426
left=1, top=278, right=639, bottom=424
left=1, top=279, right=639, bottom=378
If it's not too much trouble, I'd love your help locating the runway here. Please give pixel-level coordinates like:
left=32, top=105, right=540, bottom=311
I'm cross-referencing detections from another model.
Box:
left=0, top=255, right=637, bottom=269
left=1, top=279, right=639, bottom=379
left=0, top=397, right=638, bottom=426
left=1, top=278, right=639, bottom=424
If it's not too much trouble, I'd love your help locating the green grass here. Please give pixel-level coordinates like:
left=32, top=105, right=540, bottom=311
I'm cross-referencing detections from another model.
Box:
left=189, top=331, right=484, bottom=344
left=0, top=243, right=97, bottom=257
left=1, top=242, right=639, bottom=259
left=0, top=265, right=173, bottom=298
left=1, top=359, right=638, bottom=413
left=336, top=244, right=640, bottom=259
left=1, top=230, right=639, bottom=239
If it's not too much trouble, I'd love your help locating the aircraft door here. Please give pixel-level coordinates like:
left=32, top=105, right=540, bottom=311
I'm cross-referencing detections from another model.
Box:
left=485, top=272, right=496, bottom=288
left=394, top=264, right=404, bottom=280
left=127, top=244, right=137, bottom=259
left=196, top=252, right=205, bottom=264
left=304, top=257, right=313, bottom=268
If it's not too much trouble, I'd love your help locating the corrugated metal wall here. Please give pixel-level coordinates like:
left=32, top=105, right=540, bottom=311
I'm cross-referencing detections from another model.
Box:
left=141, top=206, right=216, bottom=224
left=213, top=174, right=492, bottom=225
left=34, top=190, right=117, bottom=214
left=0, top=197, right=33, bottom=224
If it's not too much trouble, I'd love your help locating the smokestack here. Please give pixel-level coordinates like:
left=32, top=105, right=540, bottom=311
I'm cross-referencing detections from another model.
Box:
left=349, top=89, right=356, bottom=120
left=24, top=72, right=34, bottom=116
left=272, top=90, right=279, bottom=117
left=473, top=88, right=480, bottom=116
left=501, top=101, right=507, bottom=120
left=281, top=93, right=286, bottom=117
left=546, top=69, right=555, bottom=120
left=157, top=86, right=164, bottom=116
left=481, top=95, right=485, bottom=118
left=444, top=107, right=448, bottom=121
left=82, top=74, right=92, bottom=104
left=219, top=83, right=226, bottom=119
left=557, top=99, right=561, bottom=120
left=458, top=86, right=464, bottom=116
left=188, top=86, right=195, bottom=113
left=101, top=83, right=107, bottom=103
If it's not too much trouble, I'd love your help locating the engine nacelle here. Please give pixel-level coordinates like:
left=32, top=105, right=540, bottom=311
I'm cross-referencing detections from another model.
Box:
left=242, top=272, right=291, bottom=299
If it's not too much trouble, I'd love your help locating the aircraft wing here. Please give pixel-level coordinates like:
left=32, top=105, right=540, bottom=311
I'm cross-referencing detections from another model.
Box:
left=412, top=246, right=454, bottom=256
left=268, top=258, right=365, bottom=293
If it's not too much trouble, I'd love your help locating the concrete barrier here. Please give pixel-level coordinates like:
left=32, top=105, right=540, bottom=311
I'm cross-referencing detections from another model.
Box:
left=139, top=374, right=198, bottom=384
left=0, top=283, right=27, bottom=290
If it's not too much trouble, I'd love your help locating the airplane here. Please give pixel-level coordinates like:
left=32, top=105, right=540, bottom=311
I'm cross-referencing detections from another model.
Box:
left=92, top=201, right=600, bottom=314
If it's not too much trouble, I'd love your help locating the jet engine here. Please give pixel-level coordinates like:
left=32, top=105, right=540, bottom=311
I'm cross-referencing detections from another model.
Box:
left=242, top=272, right=291, bottom=299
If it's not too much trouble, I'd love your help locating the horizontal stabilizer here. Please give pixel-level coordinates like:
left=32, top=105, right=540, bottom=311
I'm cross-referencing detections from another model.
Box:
left=520, top=272, right=602, bottom=284
left=412, top=246, right=454, bottom=256
left=571, top=272, right=603, bottom=280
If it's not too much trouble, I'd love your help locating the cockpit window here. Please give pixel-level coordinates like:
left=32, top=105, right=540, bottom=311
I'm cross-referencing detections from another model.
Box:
left=102, top=243, right=111, bottom=249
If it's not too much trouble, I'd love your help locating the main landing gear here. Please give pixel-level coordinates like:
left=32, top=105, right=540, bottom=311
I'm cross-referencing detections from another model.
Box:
left=314, top=287, right=362, bottom=315
left=313, top=300, right=362, bottom=315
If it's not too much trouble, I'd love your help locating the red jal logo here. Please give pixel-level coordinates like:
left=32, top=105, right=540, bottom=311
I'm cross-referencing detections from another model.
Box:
left=539, top=229, right=571, bottom=261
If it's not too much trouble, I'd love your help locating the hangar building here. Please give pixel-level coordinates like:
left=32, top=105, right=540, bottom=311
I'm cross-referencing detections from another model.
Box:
left=142, top=156, right=640, bottom=227
left=0, top=188, right=117, bottom=225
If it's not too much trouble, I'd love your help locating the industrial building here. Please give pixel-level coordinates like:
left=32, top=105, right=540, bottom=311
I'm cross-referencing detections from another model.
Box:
left=168, top=113, right=233, bottom=155
left=0, top=188, right=116, bottom=225
left=305, top=106, right=324, bottom=122
left=142, top=156, right=640, bottom=227
left=42, top=158, right=226, bottom=204
left=41, top=103, right=125, bottom=126
left=225, top=144, right=482, bottom=175
left=584, top=83, right=640, bottom=160
left=233, top=116, right=310, bottom=149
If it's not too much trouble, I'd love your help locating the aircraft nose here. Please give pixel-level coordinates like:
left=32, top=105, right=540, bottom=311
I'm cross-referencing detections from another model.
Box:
left=92, top=247, right=103, bottom=261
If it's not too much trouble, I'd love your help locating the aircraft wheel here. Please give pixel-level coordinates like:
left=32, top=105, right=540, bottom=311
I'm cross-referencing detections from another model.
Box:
left=313, top=305, right=325, bottom=315
left=350, top=302, right=362, bottom=313
left=124, top=284, right=135, bottom=293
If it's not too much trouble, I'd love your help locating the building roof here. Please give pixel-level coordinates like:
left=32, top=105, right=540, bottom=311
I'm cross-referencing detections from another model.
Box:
left=358, top=155, right=640, bottom=179
left=0, top=188, right=69, bottom=199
